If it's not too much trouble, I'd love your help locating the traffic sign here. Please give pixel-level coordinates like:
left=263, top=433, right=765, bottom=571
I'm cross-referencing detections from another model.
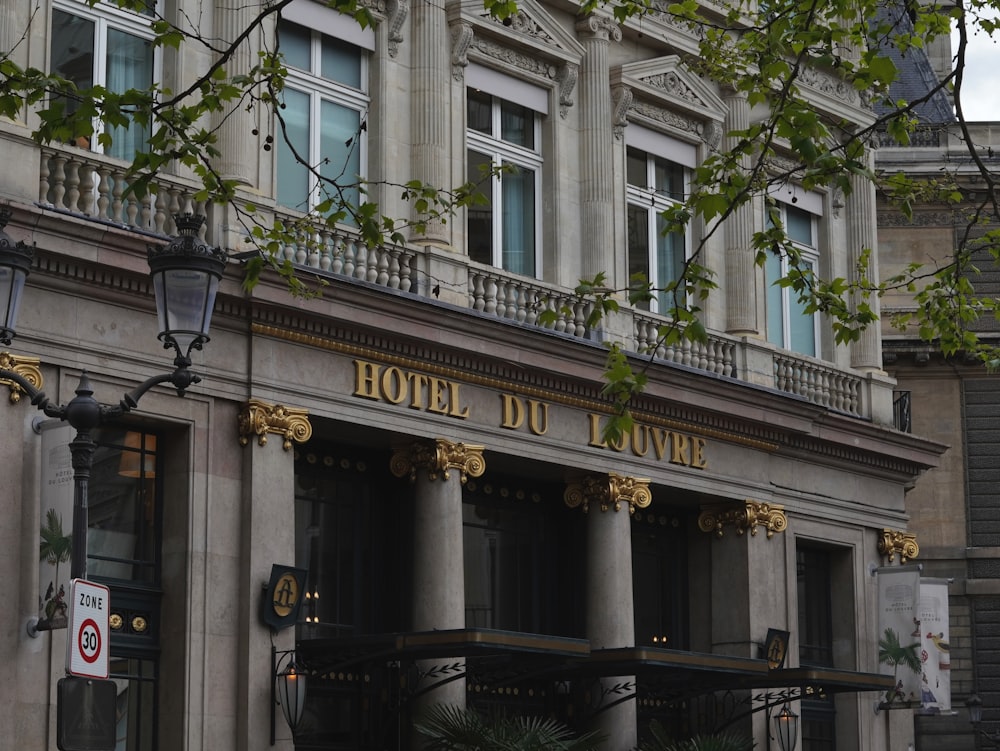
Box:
left=66, top=579, right=109, bottom=679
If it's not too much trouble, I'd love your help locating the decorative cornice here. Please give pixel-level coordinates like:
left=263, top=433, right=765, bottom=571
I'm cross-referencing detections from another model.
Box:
left=390, top=438, right=486, bottom=483
left=0, top=351, right=43, bottom=403
left=612, top=84, right=633, bottom=140
left=564, top=472, right=652, bottom=514
left=556, top=63, right=578, bottom=119
left=697, top=499, right=788, bottom=538
left=451, top=23, right=474, bottom=79
left=470, top=37, right=559, bottom=81
left=386, top=0, right=408, bottom=57
left=238, top=398, right=312, bottom=450
left=878, top=528, right=919, bottom=563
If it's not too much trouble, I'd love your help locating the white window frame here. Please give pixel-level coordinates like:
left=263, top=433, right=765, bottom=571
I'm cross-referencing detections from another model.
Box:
left=625, top=144, right=690, bottom=316
left=276, top=19, right=369, bottom=213
left=51, top=0, right=160, bottom=160
left=466, top=89, right=544, bottom=279
left=766, top=199, right=822, bottom=356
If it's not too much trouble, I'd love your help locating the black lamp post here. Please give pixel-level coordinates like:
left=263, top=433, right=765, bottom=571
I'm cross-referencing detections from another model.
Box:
left=0, top=210, right=227, bottom=613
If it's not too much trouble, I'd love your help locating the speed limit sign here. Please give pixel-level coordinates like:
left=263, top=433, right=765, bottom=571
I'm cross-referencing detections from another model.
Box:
left=66, top=579, right=109, bottom=679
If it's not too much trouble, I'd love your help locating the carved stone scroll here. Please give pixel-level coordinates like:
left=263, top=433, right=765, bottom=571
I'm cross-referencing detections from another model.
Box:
left=0, top=351, right=43, bottom=404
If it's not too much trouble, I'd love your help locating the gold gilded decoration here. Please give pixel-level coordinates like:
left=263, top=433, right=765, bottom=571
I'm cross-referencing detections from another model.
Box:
left=390, top=438, right=486, bottom=483
left=0, top=351, right=42, bottom=404
left=238, top=398, right=312, bottom=450
left=564, top=473, right=652, bottom=514
left=878, top=528, right=919, bottom=563
left=109, top=613, right=123, bottom=630
left=131, top=615, right=148, bottom=633
left=697, top=499, right=788, bottom=538
left=272, top=572, right=301, bottom=618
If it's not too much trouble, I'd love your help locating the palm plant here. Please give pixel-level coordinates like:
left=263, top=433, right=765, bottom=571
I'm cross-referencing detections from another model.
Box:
left=414, top=704, right=605, bottom=751
left=637, top=720, right=754, bottom=751
left=39, top=508, right=71, bottom=577
left=878, top=627, right=921, bottom=703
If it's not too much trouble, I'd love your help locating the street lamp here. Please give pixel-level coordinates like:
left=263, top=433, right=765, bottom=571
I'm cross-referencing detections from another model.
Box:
left=271, top=648, right=308, bottom=744
left=773, top=704, right=799, bottom=751
left=0, top=210, right=227, bottom=628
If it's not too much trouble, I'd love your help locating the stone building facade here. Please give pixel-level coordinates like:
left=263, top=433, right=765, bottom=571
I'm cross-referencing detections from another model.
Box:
left=0, top=1, right=944, bottom=750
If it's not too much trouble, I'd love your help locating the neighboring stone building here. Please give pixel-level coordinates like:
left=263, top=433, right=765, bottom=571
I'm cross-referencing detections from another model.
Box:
left=875, top=12, right=1000, bottom=751
left=0, top=1, right=944, bottom=750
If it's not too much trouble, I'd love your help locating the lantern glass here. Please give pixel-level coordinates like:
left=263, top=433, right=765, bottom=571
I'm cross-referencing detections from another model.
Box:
left=277, top=664, right=307, bottom=732
left=0, top=261, right=27, bottom=344
left=774, top=705, right=798, bottom=751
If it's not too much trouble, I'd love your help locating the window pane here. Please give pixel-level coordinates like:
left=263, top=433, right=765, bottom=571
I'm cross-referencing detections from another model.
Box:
left=105, top=28, right=153, bottom=161
left=627, top=203, right=651, bottom=311
left=467, top=89, right=492, bottom=134
left=501, top=163, right=534, bottom=276
left=467, top=149, right=493, bottom=265
left=789, top=259, right=816, bottom=355
left=765, top=251, right=784, bottom=346
left=319, top=99, right=361, bottom=217
left=322, top=36, right=362, bottom=89
left=110, top=657, right=157, bottom=751
left=655, top=214, right=685, bottom=311
left=50, top=10, right=94, bottom=144
left=276, top=87, right=311, bottom=210
left=279, top=20, right=312, bottom=71
left=626, top=147, right=647, bottom=188
left=653, top=155, right=684, bottom=200
left=787, top=205, right=814, bottom=246
left=500, top=99, right=533, bottom=149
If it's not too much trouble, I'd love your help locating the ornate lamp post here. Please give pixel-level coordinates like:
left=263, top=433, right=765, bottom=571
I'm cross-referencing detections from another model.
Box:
left=0, top=210, right=227, bottom=625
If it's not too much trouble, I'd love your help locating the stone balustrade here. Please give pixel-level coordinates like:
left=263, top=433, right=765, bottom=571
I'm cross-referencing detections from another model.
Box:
left=35, top=145, right=875, bottom=421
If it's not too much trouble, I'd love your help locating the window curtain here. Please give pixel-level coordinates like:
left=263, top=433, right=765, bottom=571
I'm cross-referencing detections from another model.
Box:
left=105, top=29, right=153, bottom=161
left=500, top=164, right=534, bottom=276
left=276, top=88, right=311, bottom=210
left=320, top=99, right=361, bottom=221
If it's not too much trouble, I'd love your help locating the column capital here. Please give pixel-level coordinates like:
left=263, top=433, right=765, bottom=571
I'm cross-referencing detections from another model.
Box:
left=878, top=528, right=919, bottom=564
left=564, top=472, right=651, bottom=514
left=0, top=351, right=42, bottom=404
left=697, top=499, right=788, bottom=539
left=390, top=438, right=486, bottom=483
left=575, top=14, right=622, bottom=42
left=238, top=398, right=312, bottom=450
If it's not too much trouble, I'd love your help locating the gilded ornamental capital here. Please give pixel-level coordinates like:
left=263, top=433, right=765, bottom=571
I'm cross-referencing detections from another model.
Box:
left=878, top=528, right=919, bottom=563
left=238, top=398, right=312, bottom=450
left=698, top=499, right=788, bottom=539
left=390, top=438, right=486, bottom=483
left=564, top=472, right=652, bottom=514
left=0, top=351, right=42, bottom=404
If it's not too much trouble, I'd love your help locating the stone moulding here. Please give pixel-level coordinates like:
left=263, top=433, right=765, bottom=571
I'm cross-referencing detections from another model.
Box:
left=0, top=351, right=43, bottom=404
left=697, top=499, right=788, bottom=538
left=878, top=528, right=919, bottom=563
left=238, top=398, right=313, bottom=450
left=390, top=437, right=486, bottom=483
left=563, top=472, right=652, bottom=514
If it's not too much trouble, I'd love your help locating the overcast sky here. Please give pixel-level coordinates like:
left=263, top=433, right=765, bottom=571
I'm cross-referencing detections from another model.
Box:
left=953, top=14, right=1000, bottom=121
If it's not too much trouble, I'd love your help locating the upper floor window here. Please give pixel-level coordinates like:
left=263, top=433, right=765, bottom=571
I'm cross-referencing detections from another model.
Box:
left=766, top=200, right=820, bottom=357
left=50, top=1, right=156, bottom=161
left=467, top=89, right=543, bottom=278
left=626, top=146, right=688, bottom=314
left=276, top=19, right=368, bottom=215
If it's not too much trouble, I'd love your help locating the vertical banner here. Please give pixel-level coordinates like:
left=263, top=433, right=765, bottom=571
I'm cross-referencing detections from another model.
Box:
left=38, top=420, right=74, bottom=631
left=877, top=566, right=922, bottom=704
left=918, top=578, right=951, bottom=712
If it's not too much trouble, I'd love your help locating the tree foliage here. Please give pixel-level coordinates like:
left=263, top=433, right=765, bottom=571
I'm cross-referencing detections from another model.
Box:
left=3, top=0, right=999, bottom=434
left=414, top=704, right=606, bottom=751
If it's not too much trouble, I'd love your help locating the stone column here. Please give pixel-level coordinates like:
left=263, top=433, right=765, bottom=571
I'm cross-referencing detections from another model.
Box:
left=847, top=154, right=882, bottom=371
left=212, top=2, right=258, bottom=185
left=409, top=0, right=451, bottom=244
left=391, top=438, right=485, bottom=709
left=564, top=473, right=649, bottom=750
left=722, top=87, right=759, bottom=336
left=576, top=15, right=621, bottom=281
left=236, top=399, right=312, bottom=751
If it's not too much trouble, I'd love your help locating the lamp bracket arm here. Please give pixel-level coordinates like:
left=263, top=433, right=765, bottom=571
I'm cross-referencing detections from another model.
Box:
left=0, top=367, right=68, bottom=419
left=121, top=365, right=201, bottom=411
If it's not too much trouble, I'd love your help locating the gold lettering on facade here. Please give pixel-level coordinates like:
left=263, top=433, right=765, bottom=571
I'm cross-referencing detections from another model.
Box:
left=587, top=413, right=708, bottom=470
left=500, top=394, right=549, bottom=435
left=353, top=359, right=470, bottom=420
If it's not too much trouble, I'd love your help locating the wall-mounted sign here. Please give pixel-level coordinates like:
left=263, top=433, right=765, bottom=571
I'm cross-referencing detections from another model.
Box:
left=260, top=564, right=308, bottom=632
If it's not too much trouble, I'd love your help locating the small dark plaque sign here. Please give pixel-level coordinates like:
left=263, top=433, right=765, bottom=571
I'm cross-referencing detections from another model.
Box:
left=57, top=677, right=117, bottom=751
left=260, top=564, right=308, bottom=631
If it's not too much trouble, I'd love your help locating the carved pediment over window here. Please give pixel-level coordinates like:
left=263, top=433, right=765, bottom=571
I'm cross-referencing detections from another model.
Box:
left=611, top=56, right=725, bottom=144
left=449, top=0, right=585, bottom=116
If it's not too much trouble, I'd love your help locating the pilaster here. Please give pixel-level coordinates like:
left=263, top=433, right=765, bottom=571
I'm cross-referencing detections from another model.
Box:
left=211, top=2, right=259, bottom=185
left=848, top=158, right=882, bottom=371
left=722, top=88, right=759, bottom=335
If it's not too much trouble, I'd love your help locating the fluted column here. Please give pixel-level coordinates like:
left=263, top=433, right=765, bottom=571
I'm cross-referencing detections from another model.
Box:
left=847, top=152, right=882, bottom=370
left=212, top=3, right=257, bottom=184
left=576, top=15, right=621, bottom=280
left=723, top=88, right=759, bottom=335
left=410, top=0, right=451, bottom=244
left=564, top=473, right=649, bottom=750
left=391, top=438, right=485, bottom=708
